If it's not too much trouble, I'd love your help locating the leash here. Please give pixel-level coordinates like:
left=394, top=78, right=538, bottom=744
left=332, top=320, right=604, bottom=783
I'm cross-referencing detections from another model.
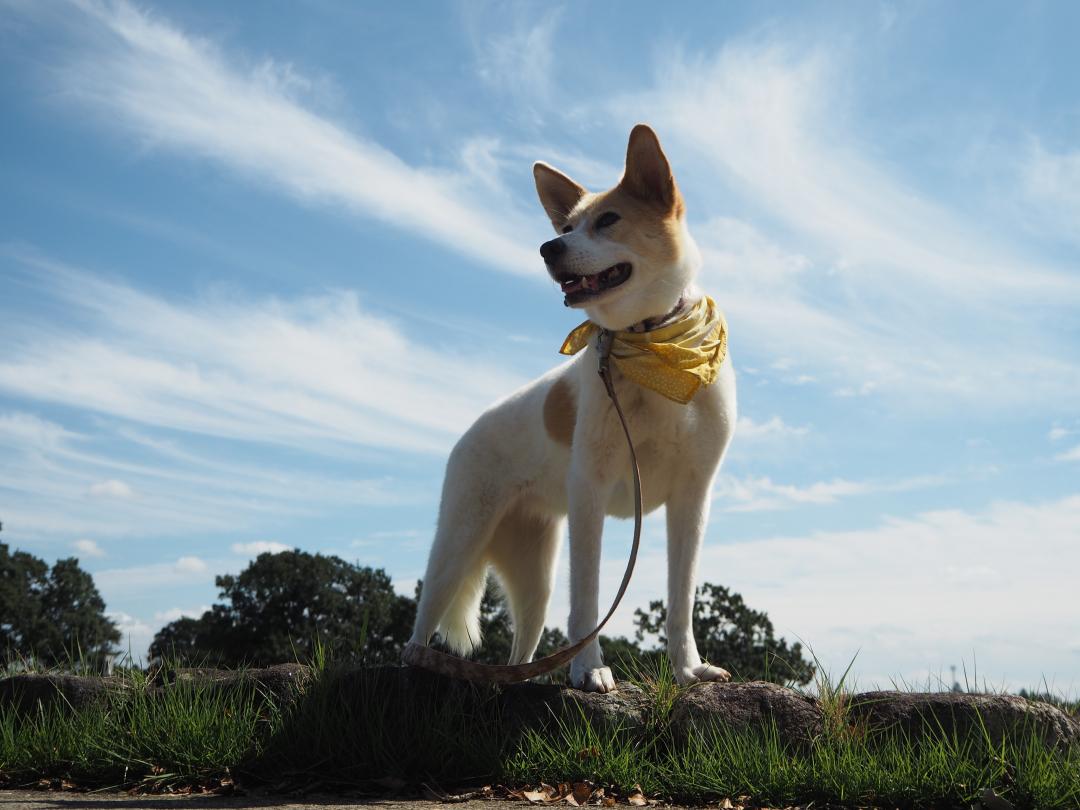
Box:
left=401, top=327, right=643, bottom=684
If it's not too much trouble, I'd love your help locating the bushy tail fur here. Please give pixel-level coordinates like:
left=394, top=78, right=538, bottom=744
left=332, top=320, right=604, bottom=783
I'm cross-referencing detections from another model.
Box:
left=434, top=561, right=488, bottom=654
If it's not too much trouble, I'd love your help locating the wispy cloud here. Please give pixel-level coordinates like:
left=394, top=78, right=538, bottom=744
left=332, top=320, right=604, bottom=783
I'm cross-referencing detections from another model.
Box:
left=174, top=555, right=207, bottom=574
left=1056, top=445, right=1080, bottom=462
left=1020, top=139, right=1080, bottom=241
left=95, top=556, right=213, bottom=592
left=73, top=538, right=106, bottom=558
left=712, top=471, right=948, bottom=513
left=609, top=42, right=1080, bottom=407
left=87, top=479, right=134, bottom=498
left=154, top=605, right=212, bottom=624
left=0, top=404, right=416, bottom=544
left=469, top=7, right=562, bottom=107
left=45, top=0, right=542, bottom=275
left=641, top=43, right=1079, bottom=301
left=0, top=252, right=526, bottom=459
left=584, top=493, right=1080, bottom=692
left=736, top=415, right=810, bottom=442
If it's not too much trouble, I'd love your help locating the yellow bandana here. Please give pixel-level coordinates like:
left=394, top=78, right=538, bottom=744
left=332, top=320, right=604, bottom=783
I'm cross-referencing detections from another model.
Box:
left=559, top=296, right=728, bottom=404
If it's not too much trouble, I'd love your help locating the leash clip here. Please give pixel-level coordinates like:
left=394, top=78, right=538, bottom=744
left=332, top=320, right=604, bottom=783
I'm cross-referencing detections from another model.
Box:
left=596, top=329, right=614, bottom=378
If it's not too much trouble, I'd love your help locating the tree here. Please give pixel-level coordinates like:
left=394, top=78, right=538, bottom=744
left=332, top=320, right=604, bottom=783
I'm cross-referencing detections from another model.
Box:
left=598, top=635, right=652, bottom=680
left=151, top=550, right=415, bottom=666
left=634, top=582, right=815, bottom=685
left=0, top=543, right=120, bottom=667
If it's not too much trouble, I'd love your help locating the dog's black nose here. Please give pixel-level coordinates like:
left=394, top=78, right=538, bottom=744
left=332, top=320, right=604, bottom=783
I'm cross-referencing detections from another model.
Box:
left=539, top=238, right=567, bottom=264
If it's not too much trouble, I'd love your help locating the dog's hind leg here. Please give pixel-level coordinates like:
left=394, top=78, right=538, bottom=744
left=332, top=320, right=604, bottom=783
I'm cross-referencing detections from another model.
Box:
left=488, top=502, right=562, bottom=665
left=410, top=481, right=504, bottom=655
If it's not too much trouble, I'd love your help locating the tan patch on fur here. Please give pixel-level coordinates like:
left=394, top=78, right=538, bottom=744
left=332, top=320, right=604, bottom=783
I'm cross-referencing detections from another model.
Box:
left=578, top=185, right=685, bottom=267
left=543, top=378, right=576, bottom=446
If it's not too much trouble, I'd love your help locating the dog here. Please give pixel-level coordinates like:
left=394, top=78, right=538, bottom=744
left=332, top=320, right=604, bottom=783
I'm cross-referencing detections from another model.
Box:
left=408, top=124, right=736, bottom=693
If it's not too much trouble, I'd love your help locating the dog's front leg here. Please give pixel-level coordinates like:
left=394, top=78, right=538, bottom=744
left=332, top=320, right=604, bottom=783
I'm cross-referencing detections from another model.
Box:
left=666, top=475, right=731, bottom=685
left=566, top=464, right=616, bottom=693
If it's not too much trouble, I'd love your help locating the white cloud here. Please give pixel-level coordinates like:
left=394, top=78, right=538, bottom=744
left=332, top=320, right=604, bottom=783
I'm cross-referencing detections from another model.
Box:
left=714, top=474, right=870, bottom=512
left=712, top=471, right=947, bottom=513
left=1048, top=426, right=1072, bottom=441
left=49, top=0, right=542, bottom=276
left=471, top=8, right=562, bottom=105
left=174, top=555, right=208, bottom=574
left=1056, top=445, right=1080, bottom=462
left=153, top=605, right=212, bottom=624
left=0, top=403, right=420, bottom=544
left=611, top=42, right=1080, bottom=408
left=107, top=610, right=154, bottom=662
left=231, top=540, right=290, bottom=556
left=641, top=44, right=1079, bottom=302
left=73, top=538, right=106, bottom=558
left=736, top=415, right=810, bottom=442
left=87, top=479, right=134, bottom=498
left=572, top=493, right=1080, bottom=693
left=1020, top=140, right=1080, bottom=239
left=0, top=254, right=525, bottom=458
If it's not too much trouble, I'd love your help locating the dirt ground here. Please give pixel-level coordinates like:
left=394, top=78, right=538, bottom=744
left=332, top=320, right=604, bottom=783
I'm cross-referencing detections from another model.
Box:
left=1, top=794, right=539, bottom=810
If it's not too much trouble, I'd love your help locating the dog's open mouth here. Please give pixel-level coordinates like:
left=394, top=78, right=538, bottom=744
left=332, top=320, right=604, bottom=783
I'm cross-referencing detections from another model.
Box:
left=556, top=263, right=632, bottom=306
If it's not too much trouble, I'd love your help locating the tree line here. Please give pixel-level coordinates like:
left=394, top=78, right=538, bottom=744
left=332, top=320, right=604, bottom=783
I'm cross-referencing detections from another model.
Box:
left=2, top=543, right=815, bottom=685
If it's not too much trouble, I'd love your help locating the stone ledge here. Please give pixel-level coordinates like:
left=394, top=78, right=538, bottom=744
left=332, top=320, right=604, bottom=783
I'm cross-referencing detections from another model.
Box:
left=846, top=690, right=1080, bottom=750
left=670, top=680, right=824, bottom=746
left=2, top=666, right=1076, bottom=752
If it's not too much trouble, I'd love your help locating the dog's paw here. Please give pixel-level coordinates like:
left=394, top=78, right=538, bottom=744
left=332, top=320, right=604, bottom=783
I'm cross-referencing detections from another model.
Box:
left=675, top=662, right=731, bottom=685
left=572, top=666, right=617, bottom=693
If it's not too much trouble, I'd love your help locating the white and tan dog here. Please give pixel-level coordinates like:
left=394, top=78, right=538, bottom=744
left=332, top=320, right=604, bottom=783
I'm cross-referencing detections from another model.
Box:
left=409, top=124, right=736, bottom=693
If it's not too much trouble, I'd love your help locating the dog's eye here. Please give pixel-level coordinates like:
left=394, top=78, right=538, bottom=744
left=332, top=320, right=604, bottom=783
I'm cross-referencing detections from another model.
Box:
left=561, top=224, right=573, bottom=234
left=596, top=211, right=620, bottom=228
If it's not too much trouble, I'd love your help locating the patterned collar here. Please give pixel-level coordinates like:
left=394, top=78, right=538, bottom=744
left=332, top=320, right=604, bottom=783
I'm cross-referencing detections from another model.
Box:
left=624, top=295, right=689, bottom=333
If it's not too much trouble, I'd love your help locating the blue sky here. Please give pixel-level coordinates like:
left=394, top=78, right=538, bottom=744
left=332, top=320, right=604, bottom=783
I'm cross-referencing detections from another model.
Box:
left=1, top=0, right=1078, bottom=693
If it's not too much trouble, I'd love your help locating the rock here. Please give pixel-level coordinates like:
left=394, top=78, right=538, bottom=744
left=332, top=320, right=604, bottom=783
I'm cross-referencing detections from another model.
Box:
left=305, top=666, right=647, bottom=742
left=0, top=673, right=128, bottom=716
left=161, top=663, right=311, bottom=702
left=0, top=664, right=313, bottom=717
left=846, top=691, right=1080, bottom=749
left=501, top=679, right=650, bottom=735
left=669, top=680, right=824, bottom=746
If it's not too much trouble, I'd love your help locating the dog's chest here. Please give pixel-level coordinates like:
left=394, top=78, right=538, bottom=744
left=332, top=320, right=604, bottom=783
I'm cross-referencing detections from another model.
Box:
left=603, top=389, right=693, bottom=517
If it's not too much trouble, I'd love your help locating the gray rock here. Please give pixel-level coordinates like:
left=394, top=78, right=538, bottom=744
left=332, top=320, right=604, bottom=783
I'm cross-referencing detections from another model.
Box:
left=500, top=679, right=650, bottom=735
left=0, top=673, right=128, bottom=716
left=305, top=666, right=647, bottom=742
left=160, top=663, right=311, bottom=702
left=670, top=680, right=823, bottom=746
left=0, top=664, right=313, bottom=717
left=846, top=690, right=1080, bottom=749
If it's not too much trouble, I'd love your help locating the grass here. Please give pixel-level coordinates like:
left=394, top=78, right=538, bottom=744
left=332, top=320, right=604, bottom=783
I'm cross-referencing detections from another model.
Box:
left=0, top=666, right=277, bottom=789
left=2, top=656, right=1078, bottom=808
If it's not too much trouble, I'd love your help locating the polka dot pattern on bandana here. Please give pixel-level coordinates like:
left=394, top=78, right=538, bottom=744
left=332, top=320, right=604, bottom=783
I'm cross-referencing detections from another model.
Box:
left=560, top=296, right=728, bottom=404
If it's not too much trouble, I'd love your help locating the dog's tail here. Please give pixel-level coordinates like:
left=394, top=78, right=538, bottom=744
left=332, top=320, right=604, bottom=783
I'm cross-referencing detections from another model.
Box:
left=435, top=562, right=488, bottom=655
left=411, top=545, right=490, bottom=655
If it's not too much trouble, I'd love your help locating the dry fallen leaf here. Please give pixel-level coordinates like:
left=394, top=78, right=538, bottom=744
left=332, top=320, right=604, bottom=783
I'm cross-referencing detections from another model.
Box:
left=571, top=781, right=594, bottom=805
left=628, top=784, right=649, bottom=806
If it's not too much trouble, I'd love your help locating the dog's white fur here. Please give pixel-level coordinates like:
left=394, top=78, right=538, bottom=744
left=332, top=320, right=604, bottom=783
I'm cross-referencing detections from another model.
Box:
left=409, top=125, right=736, bottom=693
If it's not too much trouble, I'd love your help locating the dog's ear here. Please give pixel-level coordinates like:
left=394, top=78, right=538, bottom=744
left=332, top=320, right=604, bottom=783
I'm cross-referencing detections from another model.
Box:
left=533, top=162, right=588, bottom=232
left=619, top=124, right=684, bottom=217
